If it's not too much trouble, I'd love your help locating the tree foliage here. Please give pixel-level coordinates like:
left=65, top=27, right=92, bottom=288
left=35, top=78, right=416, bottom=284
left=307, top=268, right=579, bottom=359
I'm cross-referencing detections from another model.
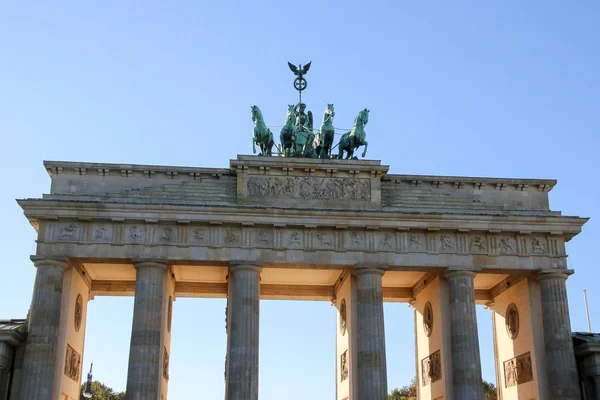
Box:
left=79, top=381, right=126, bottom=400
left=389, top=377, right=497, bottom=400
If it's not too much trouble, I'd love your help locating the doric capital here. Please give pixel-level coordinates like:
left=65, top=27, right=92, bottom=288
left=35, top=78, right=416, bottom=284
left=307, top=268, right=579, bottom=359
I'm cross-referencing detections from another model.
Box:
left=30, top=256, right=69, bottom=270
left=536, top=269, right=574, bottom=282
left=229, top=261, right=263, bottom=274
left=133, top=260, right=169, bottom=271
left=444, top=267, right=480, bottom=281
left=353, top=264, right=387, bottom=277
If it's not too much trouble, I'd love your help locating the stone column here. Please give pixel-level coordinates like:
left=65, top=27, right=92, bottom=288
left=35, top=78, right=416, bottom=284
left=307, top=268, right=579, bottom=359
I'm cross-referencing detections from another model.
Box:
left=537, top=271, right=581, bottom=399
left=20, top=258, right=68, bottom=400
left=225, top=262, right=262, bottom=400
left=445, top=270, right=484, bottom=400
left=0, top=342, right=14, bottom=400
left=354, top=266, right=388, bottom=400
left=126, top=261, right=169, bottom=400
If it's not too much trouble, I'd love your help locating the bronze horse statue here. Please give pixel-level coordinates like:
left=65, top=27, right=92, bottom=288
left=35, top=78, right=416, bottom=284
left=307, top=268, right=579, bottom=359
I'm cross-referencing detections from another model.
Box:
left=313, top=103, right=335, bottom=159
left=338, top=108, right=369, bottom=159
left=279, top=104, right=297, bottom=157
left=251, top=105, right=274, bottom=156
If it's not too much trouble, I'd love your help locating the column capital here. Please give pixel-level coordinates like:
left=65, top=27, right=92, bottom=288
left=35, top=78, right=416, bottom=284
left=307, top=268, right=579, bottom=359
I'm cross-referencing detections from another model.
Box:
left=30, top=256, right=69, bottom=270
left=444, top=268, right=480, bottom=280
left=229, top=261, right=263, bottom=274
left=353, top=263, right=387, bottom=277
left=133, top=260, right=169, bottom=271
left=536, top=269, right=574, bottom=282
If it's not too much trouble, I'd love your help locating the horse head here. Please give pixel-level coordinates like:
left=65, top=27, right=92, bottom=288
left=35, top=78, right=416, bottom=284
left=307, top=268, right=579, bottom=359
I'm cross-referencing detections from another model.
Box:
left=285, top=104, right=296, bottom=124
left=354, top=108, right=369, bottom=127
left=251, top=105, right=262, bottom=124
left=324, top=103, right=335, bottom=120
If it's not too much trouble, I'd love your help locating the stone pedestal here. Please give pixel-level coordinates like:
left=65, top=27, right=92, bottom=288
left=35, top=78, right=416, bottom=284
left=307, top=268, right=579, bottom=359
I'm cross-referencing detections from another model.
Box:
left=225, top=263, right=262, bottom=400
left=126, top=261, right=171, bottom=400
left=538, top=271, right=581, bottom=399
left=20, top=258, right=68, bottom=400
left=354, top=266, right=388, bottom=400
left=445, top=270, right=484, bottom=400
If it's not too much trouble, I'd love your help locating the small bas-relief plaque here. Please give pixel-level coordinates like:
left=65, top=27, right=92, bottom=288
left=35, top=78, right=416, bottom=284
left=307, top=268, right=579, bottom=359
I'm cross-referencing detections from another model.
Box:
left=163, top=347, right=170, bottom=380
left=64, top=344, right=81, bottom=381
left=246, top=176, right=370, bottom=201
left=74, top=294, right=83, bottom=332
left=340, top=350, right=349, bottom=382
left=504, top=352, right=533, bottom=388
left=167, top=296, right=173, bottom=333
left=421, top=350, right=442, bottom=386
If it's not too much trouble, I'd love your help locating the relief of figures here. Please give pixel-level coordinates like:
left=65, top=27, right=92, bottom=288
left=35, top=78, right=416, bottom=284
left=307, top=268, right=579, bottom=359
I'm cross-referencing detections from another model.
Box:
left=340, top=350, right=349, bottom=382
left=504, top=352, right=533, bottom=387
left=440, top=235, right=455, bottom=251
left=159, top=227, right=174, bottom=242
left=64, top=344, right=81, bottom=381
left=531, top=237, right=546, bottom=253
left=470, top=236, right=486, bottom=251
left=421, top=350, right=442, bottom=386
left=246, top=176, right=370, bottom=201
left=499, top=237, right=514, bottom=253
left=61, top=224, right=78, bottom=239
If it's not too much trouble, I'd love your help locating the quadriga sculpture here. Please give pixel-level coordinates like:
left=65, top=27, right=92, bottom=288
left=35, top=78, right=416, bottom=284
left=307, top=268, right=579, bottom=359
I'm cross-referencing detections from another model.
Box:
left=279, top=104, right=297, bottom=157
left=313, top=103, right=335, bottom=159
left=251, top=105, right=274, bottom=156
left=338, top=108, right=369, bottom=159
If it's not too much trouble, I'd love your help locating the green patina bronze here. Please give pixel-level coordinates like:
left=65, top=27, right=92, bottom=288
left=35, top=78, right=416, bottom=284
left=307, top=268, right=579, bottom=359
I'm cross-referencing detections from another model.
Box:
left=338, top=108, right=369, bottom=159
left=313, top=103, right=335, bottom=159
left=251, top=105, right=274, bottom=156
left=250, top=62, right=370, bottom=159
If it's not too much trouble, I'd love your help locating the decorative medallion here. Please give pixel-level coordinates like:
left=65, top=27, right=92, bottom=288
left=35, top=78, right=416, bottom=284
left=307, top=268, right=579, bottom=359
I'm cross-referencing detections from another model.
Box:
left=167, top=296, right=173, bottom=333
left=339, top=299, right=347, bottom=336
left=505, top=303, right=519, bottom=339
left=423, top=302, right=433, bottom=337
left=74, top=294, right=83, bottom=332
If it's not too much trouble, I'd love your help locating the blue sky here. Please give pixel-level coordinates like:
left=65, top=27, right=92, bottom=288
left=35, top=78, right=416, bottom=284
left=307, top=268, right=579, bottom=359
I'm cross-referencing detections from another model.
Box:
left=1, top=1, right=598, bottom=398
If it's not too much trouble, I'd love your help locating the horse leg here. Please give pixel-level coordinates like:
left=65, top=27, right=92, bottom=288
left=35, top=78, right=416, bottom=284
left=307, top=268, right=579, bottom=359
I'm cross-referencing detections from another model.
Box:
left=361, top=141, right=368, bottom=158
left=252, top=137, right=257, bottom=154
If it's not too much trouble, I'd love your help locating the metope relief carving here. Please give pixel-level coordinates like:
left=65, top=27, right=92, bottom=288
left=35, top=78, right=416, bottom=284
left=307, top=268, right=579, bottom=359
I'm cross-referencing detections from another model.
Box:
left=224, top=228, right=240, bottom=245
left=504, top=352, right=533, bottom=388
left=499, top=237, right=515, bottom=253
left=93, top=226, right=111, bottom=241
left=379, top=233, right=394, bottom=250
left=440, top=234, right=455, bottom=251
left=531, top=237, right=547, bottom=254
left=421, top=350, right=442, bottom=386
left=286, top=231, right=302, bottom=247
left=128, top=226, right=144, bottom=242
left=505, top=303, right=519, bottom=340
left=64, top=344, right=81, bottom=382
left=159, top=227, right=174, bottom=242
left=410, top=234, right=424, bottom=250
left=349, top=231, right=364, bottom=248
left=340, top=350, right=349, bottom=382
left=255, top=229, right=272, bottom=246
left=192, top=227, right=205, bottom=243
left=74, top=294, right=83, bottom=332
left=470, top=236, right=486, bottom=251
left=246, top=176, right=370, bottom=201
left=316, top=231, right=333, bottom=247
left=60, top=224, right=78, bottom=240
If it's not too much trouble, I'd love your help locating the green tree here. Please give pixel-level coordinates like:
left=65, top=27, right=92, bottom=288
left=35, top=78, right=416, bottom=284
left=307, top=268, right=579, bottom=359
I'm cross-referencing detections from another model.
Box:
left=79, top=381, right=125, bottom=400
left=389, top=377, right=497, bottom=400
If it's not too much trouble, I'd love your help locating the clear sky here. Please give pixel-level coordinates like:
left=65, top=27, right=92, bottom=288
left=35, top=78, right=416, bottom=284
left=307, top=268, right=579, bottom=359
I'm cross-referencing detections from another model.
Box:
left=1, top=1, right=599, bottom=398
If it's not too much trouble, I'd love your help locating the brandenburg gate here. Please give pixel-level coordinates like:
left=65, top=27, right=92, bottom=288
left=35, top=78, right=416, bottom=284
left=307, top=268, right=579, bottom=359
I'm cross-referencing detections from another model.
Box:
left=9, top=154, right=586, bottom=400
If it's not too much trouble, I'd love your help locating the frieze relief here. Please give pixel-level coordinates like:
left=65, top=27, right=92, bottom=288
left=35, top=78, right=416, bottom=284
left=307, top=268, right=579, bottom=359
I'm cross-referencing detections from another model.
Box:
left=47, top=221, right=561, bottom=258
left=246, top=176, right=371, bottom=201
left=64, top=344, right=82, bottom=382
left=421, top=350, right=442, bottom=386
left=504, top=352, right=533, bottom=388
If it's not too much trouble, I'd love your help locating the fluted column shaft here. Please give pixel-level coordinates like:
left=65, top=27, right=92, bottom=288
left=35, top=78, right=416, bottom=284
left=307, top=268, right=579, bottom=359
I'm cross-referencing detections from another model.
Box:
left=354, top=267, right=388, bottom=400
left=225, top=263, right=261, bottom=400
left=446, top=270, right=484, bottom=400
left=126, top=261, right=169, bottom=400
left=20, top=259, right=68, bottom=400
left=538, top=271, right=581, bottom=399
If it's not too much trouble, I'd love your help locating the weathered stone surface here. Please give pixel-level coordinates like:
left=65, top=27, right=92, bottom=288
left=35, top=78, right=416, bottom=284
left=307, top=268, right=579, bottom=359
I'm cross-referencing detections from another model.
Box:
left=126, top=261, right=169, bottom=400
left=538, top=271, right=581, bottom=399
left=446, top=270, right=484, bottom=400
left=20, top=258, right=68, bottom=400
left=225, top=263, right=261, bottom=400
left=354, top=266, right=387, bottom=400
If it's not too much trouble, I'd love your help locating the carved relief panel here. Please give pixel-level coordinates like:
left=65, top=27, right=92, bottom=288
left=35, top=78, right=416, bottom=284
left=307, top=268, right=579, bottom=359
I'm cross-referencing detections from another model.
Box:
left=64, top=344, right=82, bottom=381
left=421, top=350, right=442, bottom=386
left=92, top=224, right=112, bottom=242
left=340, top=350, right=349, bottom=382
left=74, top=294, right=83, bottom=332
left=246, top=176, right=371, bottom=201
left=503, top=352, right=533, bottom=388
